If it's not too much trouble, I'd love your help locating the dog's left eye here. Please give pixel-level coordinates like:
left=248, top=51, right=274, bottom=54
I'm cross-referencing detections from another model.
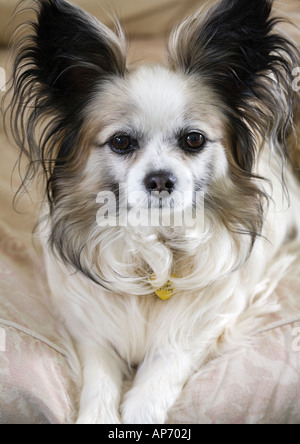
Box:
left=178, top=131, right=206, bottom=153
left=109, top=134, right=136, bottom=154
left=183, top=132, right=206, bottom=151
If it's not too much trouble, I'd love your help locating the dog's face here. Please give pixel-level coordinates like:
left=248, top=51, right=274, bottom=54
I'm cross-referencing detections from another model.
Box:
left=8, top=0, right=299, bottom=288
left=84, top=66, right=227, bottom=213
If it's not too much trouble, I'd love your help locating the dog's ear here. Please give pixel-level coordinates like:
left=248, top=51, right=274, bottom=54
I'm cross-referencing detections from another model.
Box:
left=7, top=0, right=127, bottom=206
left=168, top=0, right=275, bottom=87
left=168, top=0, right=298, bottom=172
left=23, top=0, right=127, bottom=114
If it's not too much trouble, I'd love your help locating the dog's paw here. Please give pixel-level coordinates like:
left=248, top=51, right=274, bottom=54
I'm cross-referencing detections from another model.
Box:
left=76, top=409, right=121, bottom=425
left=121, top=389, right=167, bottom=424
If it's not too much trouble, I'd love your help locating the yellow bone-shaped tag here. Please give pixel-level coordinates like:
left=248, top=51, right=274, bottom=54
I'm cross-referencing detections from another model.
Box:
left=151, top=274, right=177, bottom=300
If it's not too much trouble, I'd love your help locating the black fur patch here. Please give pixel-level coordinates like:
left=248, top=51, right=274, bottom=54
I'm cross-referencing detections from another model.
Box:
left=170, top=0, right=299, bottom=172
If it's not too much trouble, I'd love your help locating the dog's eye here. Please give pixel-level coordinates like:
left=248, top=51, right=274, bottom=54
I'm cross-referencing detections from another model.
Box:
left=110, top=135, right=131, bottom=151
left=109, top=134, right=137, bottom=154
left=184, top=132, right=206, bottom=151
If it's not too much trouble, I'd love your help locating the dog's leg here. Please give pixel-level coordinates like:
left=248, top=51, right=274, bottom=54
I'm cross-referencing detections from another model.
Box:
left=76, top=345, right=124, bottom=424
left=121, top=351, right=193, bottom=424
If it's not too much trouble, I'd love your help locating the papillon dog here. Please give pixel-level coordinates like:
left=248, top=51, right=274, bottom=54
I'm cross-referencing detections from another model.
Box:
left=6, top=0, right=300, bottom=424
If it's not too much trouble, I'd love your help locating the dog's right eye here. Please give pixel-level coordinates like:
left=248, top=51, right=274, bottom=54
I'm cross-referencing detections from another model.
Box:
left=109, top=134, right=136, bottom=154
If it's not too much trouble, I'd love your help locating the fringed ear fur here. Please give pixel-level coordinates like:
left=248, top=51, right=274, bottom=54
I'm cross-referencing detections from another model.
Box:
left=6, top=0, right=127, bottom=204
left=22, top=0, right=127, bottom=113
left=168, top=0, right=300, bottom=174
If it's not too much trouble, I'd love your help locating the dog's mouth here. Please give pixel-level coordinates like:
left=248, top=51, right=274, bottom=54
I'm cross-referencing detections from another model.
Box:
left=126, top=190, right=187, bottom=212
left=147, top=191, right=175, bottom=210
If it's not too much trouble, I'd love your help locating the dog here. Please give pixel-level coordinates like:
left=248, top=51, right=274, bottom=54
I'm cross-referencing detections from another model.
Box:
left=6, top=0, right=300, bottom=424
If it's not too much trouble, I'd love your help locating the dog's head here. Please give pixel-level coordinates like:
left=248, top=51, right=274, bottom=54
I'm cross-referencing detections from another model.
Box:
left=7, top=0, right=300, bottom=289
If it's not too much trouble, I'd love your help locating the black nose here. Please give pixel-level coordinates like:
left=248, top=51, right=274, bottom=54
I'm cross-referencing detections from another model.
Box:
left=144, top=170, right=177, bottom=194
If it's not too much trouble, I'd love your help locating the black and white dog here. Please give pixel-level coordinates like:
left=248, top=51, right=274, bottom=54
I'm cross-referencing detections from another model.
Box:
left=7, top=0, right=300, bottom=423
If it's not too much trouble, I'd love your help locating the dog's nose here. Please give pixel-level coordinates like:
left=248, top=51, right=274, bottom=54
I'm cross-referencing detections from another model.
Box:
left=144, top=170, right=177, bottom=194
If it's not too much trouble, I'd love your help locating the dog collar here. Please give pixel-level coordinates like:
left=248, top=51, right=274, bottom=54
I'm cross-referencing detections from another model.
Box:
left=151, top=274, right=177, bottom=300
